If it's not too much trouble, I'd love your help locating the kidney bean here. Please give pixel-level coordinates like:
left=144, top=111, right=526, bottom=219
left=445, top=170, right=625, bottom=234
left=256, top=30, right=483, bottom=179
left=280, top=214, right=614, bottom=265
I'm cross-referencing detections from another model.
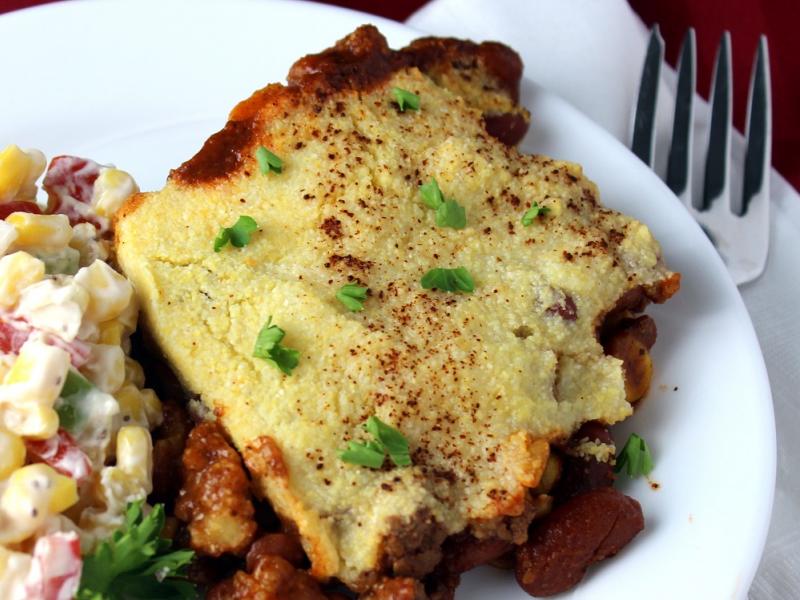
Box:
left=483, top=112, right=529, bottom=146
left=515, top=487, right=644, bottom=597
left=604, top=317, right=656, bottom=403
left=441, top=534, right=513, bottom=575
left=551, top=421, right=615, bottom=502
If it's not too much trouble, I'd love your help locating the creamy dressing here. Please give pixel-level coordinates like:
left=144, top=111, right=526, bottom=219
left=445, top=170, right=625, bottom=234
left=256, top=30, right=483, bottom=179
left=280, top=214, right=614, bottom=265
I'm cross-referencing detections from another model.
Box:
left=0, top=146, right=159, bottom=598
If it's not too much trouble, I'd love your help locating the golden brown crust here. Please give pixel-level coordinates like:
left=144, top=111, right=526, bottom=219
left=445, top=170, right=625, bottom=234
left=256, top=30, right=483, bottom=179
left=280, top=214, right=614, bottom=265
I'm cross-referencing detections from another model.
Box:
left=167, top=25, right=529, bottom=188
left=175, top=421, right=258, bottom=556
left=242, top=436, right=340, bottom=582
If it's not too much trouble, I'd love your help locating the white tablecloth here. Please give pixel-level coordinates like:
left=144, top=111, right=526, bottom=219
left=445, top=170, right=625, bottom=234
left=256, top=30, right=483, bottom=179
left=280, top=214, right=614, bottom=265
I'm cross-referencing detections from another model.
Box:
left=408, top=2, right=799, bottom=597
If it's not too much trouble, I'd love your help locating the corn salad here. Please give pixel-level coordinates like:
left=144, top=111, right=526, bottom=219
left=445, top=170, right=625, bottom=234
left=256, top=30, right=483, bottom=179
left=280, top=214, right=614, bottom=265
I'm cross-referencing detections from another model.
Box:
left=0, top=145, right=160, bottom=599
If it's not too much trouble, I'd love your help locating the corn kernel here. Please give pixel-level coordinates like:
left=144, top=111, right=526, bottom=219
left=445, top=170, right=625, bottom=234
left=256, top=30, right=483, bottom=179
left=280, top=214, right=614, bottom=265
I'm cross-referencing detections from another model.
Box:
left=69, top=221, right=108, bottom=265
left=0, top=251, right=45, bottom=308
left=0, top=221, right=18, bottom=256
left=116, top=290, right=139, bottom=334
left=48, top=471, right=79, bottom=514
left=116, top=384, right=146, bottom=427
left=0, top=545, right=32, bottom=596
left=93, top=168, right=139, bottom=218
left=0, top=429, right=25, bottom=479
left=0, top=145, right=45, bottom=203
left=6, top=212, right=71, bottom=249
left=74, top=260, right=132, bottom=324
left=3, top=339, right=70, bottom=396
left=98, top=320, right=124, bottom=346
left=115, top=425, right=153, bottom=492
left=1, top=403, right=60, bottom=440
left=123, top=357, right=145, bottom=388
left=0, top=464, right=78, bottom=544
left=14, top=278, right=88, bottom=342
left=0, top=355, right=14, bottom=382
left=0, top=341, right=69, bottom=439
left=83, top=344, right=125, bottom=394
left=140, top=388, right=163, bottom=428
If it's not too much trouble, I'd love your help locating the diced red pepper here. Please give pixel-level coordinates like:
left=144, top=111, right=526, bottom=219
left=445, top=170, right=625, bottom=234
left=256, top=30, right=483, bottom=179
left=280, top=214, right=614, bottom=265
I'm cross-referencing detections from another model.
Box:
left=0, top=317, right=91, bottom=367
left=0, top=319, right=31, bottom=355
left=45, top=334, right=91, bottom=368
left=43, top=156, right=99, bottom=206
left=26, top=429, right=92, bottom=483
left=24, top=532, right=82, bottom=600
left=0, top=201, right=41, bottom=220
left=42, top=155, right=103, bottom=228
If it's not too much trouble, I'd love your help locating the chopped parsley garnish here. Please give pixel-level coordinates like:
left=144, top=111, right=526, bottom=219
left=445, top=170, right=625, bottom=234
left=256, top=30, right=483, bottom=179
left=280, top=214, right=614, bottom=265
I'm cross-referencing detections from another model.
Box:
left=391, top=87, right=420, bottom=112
left=614, top=433, right=654, bottom=478
left=418, top=178, right=466, bottom=229
left=77, top=501, right=195, bottom=600
left=336, top=284, right=368, bottom=312
left=253, top=317, right=300, bottom=375
left=435, top=200, right=467, bottom=229
left=521, top=203, right=550, bottom=226
left=420, top=267, right=475, bottom=293
left=339, top=416, right=412, bottom=468
left=339, top=440, right=386, bottom=469
left=366, top=416, right=411, bottom=466
left=213, top=215, right=258, bottom=252
left=256, top=146, right=283, bottom=174
left=419, top=178, right=444, bottom=209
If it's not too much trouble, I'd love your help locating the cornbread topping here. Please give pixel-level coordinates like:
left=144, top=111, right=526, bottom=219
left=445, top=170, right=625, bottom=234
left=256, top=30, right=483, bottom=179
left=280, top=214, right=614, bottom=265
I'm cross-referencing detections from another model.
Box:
left=115, top=25, right=679, bottom=590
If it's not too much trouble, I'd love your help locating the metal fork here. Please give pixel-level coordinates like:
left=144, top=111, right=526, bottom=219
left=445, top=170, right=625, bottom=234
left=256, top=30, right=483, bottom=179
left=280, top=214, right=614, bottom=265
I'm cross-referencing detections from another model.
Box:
left=632, top=26, right=772, bottom=285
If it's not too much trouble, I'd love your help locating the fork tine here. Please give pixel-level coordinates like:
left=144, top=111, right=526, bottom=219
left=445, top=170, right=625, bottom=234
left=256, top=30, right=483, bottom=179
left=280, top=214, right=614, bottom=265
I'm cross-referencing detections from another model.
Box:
left=631, top=25, right=664, bottom=167
left=666, top=28, right=696, bottom=200
left=700, top=31, right=732, bottom=211
left=737, top=36, right=772, bottom=216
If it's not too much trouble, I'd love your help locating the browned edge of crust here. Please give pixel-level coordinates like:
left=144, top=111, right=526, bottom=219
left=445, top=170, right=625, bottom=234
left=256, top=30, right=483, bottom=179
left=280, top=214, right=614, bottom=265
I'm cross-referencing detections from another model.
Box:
left=162, top=25, right=526, bottom=189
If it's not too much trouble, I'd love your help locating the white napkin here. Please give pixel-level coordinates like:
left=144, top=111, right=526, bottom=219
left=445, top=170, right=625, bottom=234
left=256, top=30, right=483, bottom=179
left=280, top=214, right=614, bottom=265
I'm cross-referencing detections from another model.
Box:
left=408, top=2, right=799, bottom=598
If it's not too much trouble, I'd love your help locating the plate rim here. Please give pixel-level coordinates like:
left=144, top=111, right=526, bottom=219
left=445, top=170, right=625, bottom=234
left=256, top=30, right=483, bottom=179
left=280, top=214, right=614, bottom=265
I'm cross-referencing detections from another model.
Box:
left=0, top=0, right=777, bottom=597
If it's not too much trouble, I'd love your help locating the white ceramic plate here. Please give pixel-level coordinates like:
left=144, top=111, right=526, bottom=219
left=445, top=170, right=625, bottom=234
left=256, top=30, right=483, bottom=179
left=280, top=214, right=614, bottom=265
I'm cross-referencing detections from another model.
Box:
left=0, top=1, right=775, bottom=598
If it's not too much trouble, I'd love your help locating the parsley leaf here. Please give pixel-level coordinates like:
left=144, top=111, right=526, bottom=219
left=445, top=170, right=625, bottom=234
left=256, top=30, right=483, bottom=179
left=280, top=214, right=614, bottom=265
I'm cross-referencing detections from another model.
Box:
left=339, top=416, right=412, bottom=469
left=391, top=87, right=420, bottom=112
left=435, top=200, right=467, bottom=229
left=256, top=146, right=283, bottom=174
left=420, top=267, right=475, bottom=293
left=419, top=178, right=444, bottom=209
left=336, top=284, right=368, bottom=312
left=365, top=416, right=411, bottom=467
left=418, top=179, right=467, bottom=229
left=253, top=317, right=300, bottom=375
left=213, top=215, right=258, bottom=252
left=614, top=433, right=654, bottom=478
left=521, top=203, right=550, bottom=226
left=77, top=501, right=195, bottom=600
left=338, top=440, right=386, bottom=469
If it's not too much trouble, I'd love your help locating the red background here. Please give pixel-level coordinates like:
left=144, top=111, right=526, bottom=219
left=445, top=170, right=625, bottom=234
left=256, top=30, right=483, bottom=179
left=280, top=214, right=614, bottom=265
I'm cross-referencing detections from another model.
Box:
left=2, top=0, right=798, bottom=191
